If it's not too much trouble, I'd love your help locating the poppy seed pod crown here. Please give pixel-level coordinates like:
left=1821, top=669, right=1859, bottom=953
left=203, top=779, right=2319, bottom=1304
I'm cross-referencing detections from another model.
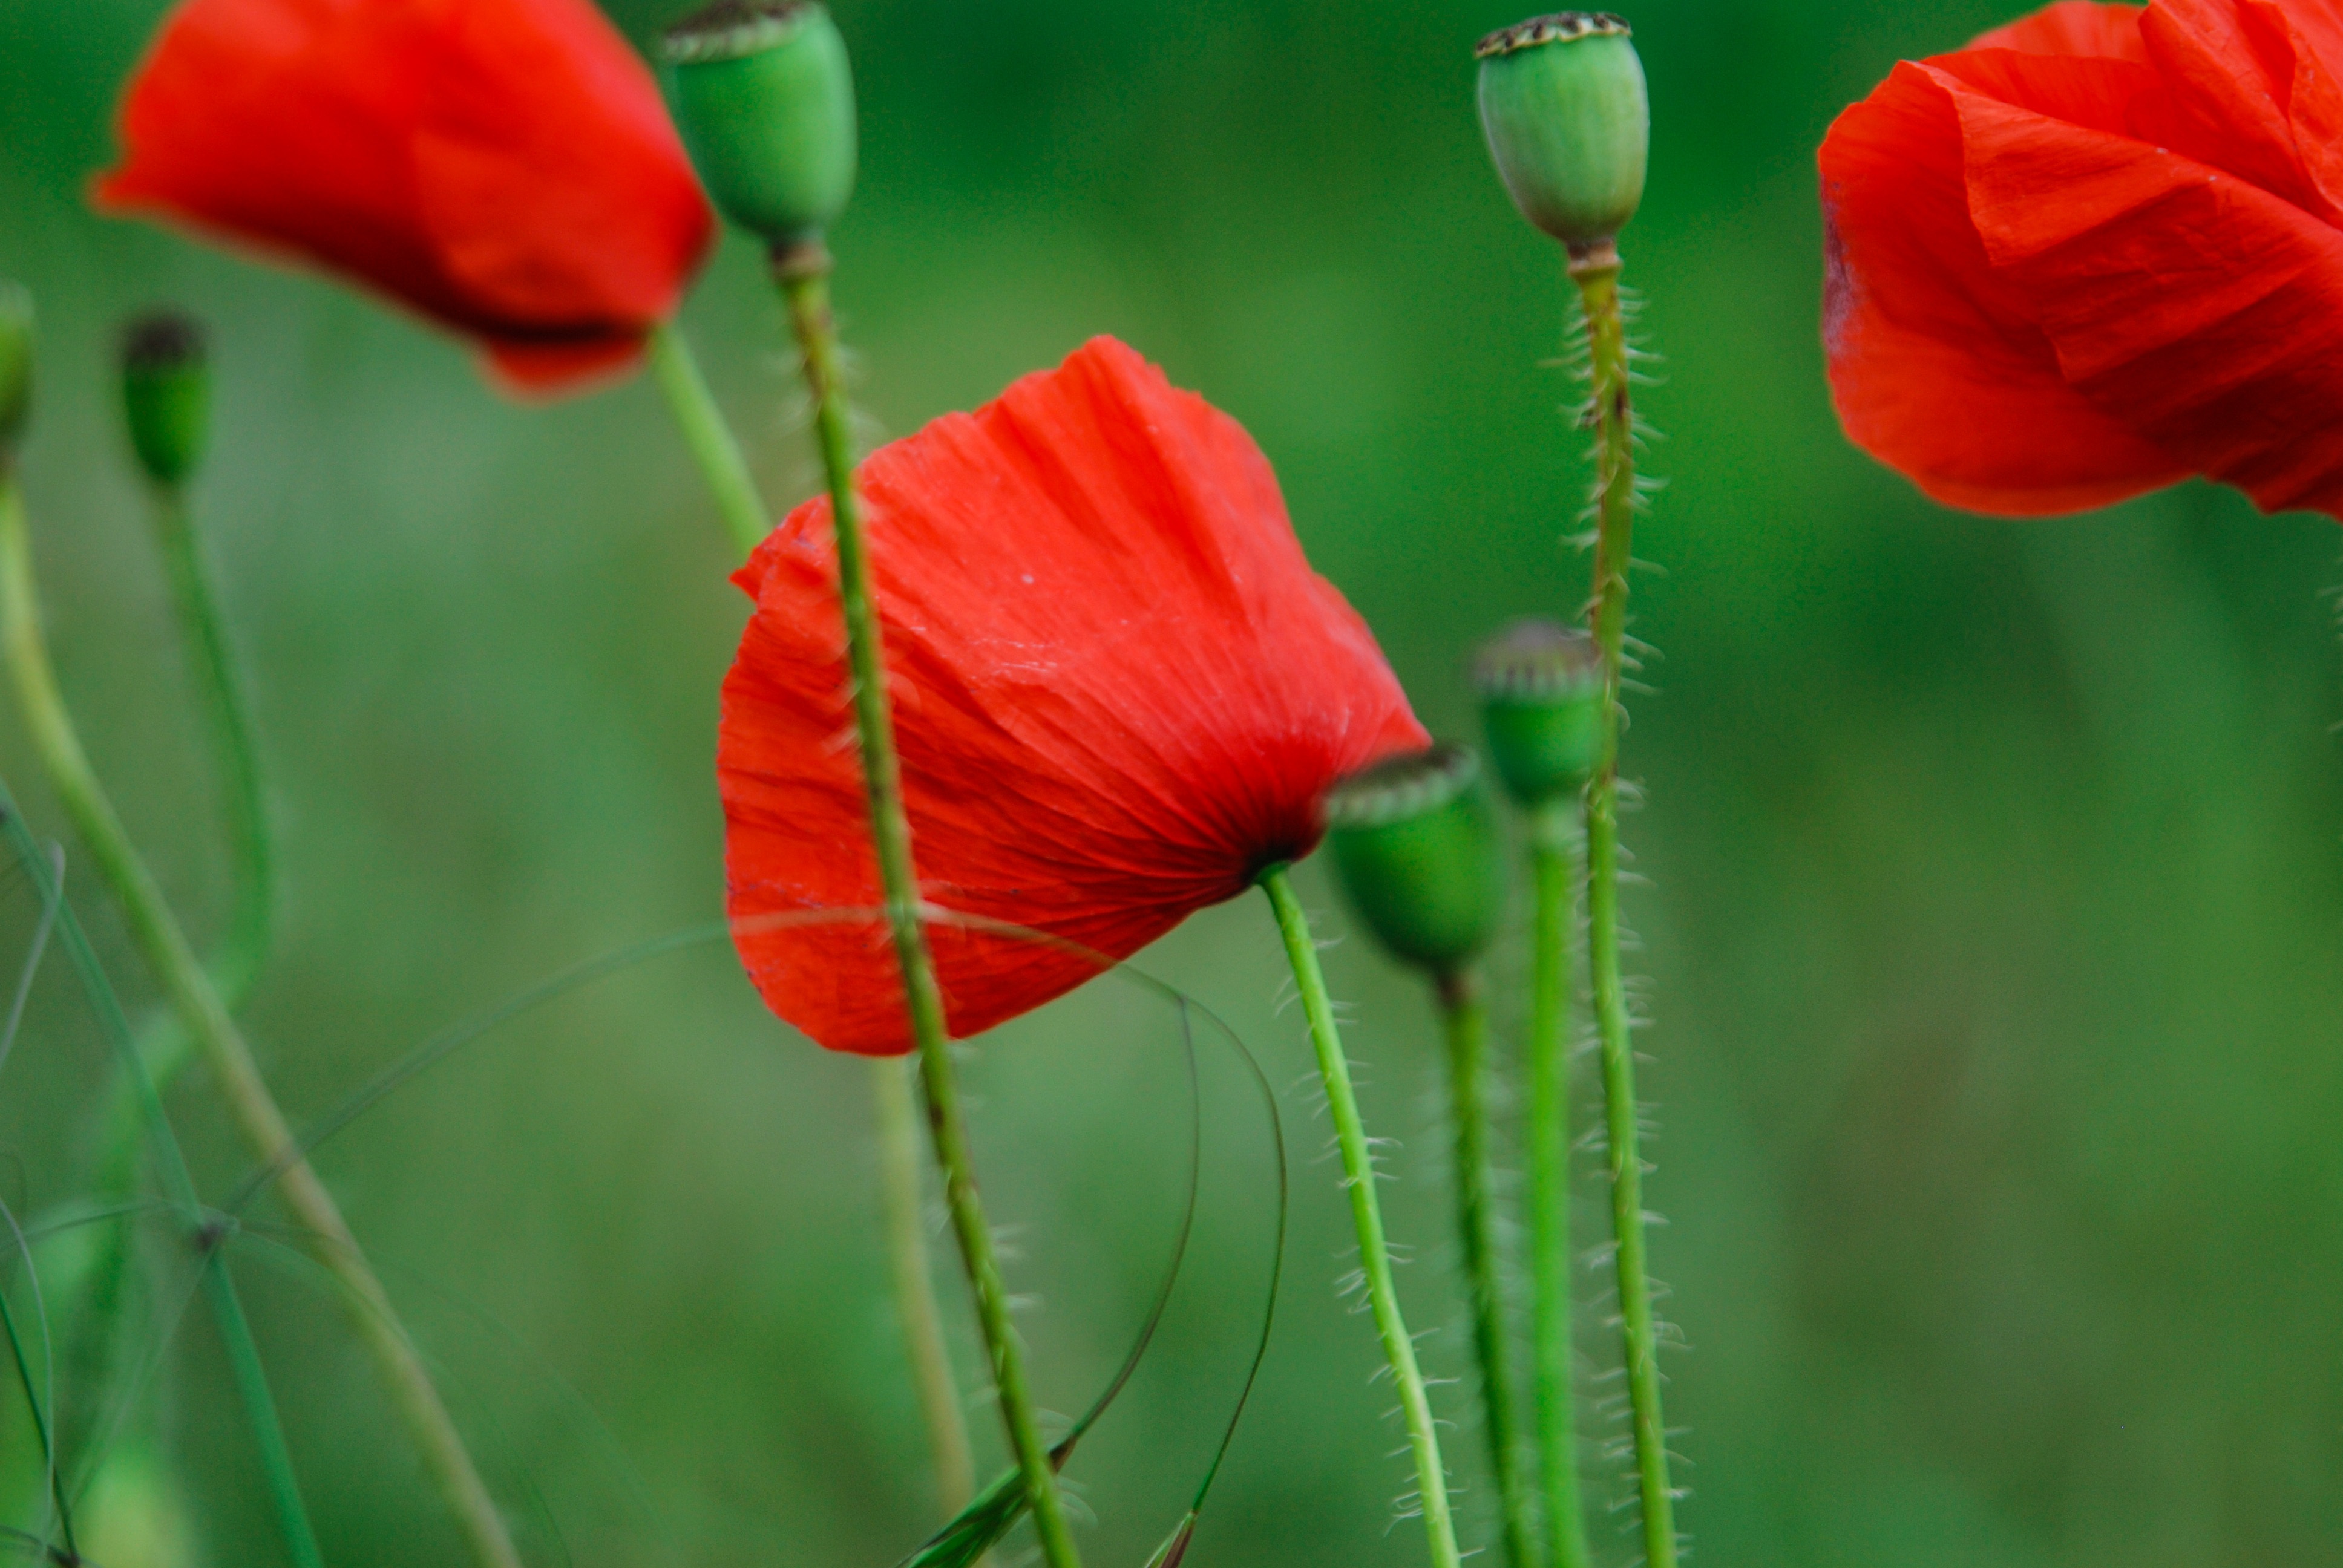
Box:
left=1475, top=619, right=1606, bottom=806
left=661, top=0, right=857, bottom=249
left=1323, top=745, right=1504, bottom=978
left=1478, top=13, right=1649, bottom=249
left=120, top=312, right=209, bottom=487
left=0, top=283, right=32, bottom=463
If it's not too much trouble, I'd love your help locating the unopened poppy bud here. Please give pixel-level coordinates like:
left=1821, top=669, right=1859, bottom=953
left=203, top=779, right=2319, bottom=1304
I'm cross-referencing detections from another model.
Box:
left=1476, top=13, right=1648, bottom=250
left=661, top=0, right=857, bottom=249
left=120, top=312, right=209, bottom=486
left=1323, top=745, right=1503, bottom=978
left=0, top=282, right=32, bottom=463
left=1475, top=619, right=1605, bottom=806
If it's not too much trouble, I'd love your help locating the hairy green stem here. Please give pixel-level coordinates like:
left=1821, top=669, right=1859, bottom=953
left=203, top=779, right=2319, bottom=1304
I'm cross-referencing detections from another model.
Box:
left=649, top=320, right=769, bottom=561
left=874, top=1054, right=976, bottom=1515
left=1527, top=802, right=1590, bottom=1568
left=0, top=480, right=524, bottom=1568
left=1570, top=242, right=1676, bottom=1568
left=653, top=308, right=973, bottom=1524
left=1436, top=968, right=1534, bottom=1568
left=1259, top=867, right=1460, bottom=1568
left=774, top=247, right=1080, bottom=1568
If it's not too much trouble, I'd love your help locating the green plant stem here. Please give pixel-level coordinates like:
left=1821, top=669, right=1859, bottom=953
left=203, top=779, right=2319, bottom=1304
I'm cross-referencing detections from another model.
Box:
left=1527, top=801, right=1590, bottom=1568
left=148, top=480, right=272, bottom=1010
left=1435, top=967, right=1534, bottom=1568
left=653, top=309, right=975, bottom=1529
left=1570, top=241, right=1676, bottom=1568
left=874, top=1054, right=976, bottom=1515
left=198, top=1251, right=324, bottom=1568
left=1259, top=867, right=1460, bottom=1568
left=0, top=480, right=525, bottom=1568
left=649, top=320, right=769, bottom=561
left=773, top=246, right=1080, bottom=1568
left=1, top=771, right=318, bottom=1568
left=68, top=473, right=279, bottom=1458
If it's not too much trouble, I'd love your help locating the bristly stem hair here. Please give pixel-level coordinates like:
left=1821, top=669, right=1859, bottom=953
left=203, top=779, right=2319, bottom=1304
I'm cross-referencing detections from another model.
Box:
left=0, top=479, right=526, bottom=1568
left=1569, top=238, right=1678, bottom=1568
left=1259, top=865, right=1462, bottom=1568
left=772, top=241, right=1082, bottom=1568
left=649, top=311, right=975, bottom=1526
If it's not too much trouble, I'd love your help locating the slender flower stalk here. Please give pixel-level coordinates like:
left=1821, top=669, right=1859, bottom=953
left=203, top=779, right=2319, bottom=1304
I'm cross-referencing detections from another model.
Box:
left=1260, top=866, right=1461, bottom=1568
left=0, top=479, right=525, bottom=1568
left=647, top=307, right=974, bottom=1524
left=775, top=240, right=1081, bottom=1568
left=1571, top=239, right=1676, bottom=1568
left=647, top=320, right=770, bottom=561
left=873, top=1053, right=977, bottom=1514
left=1436, top=967, right=1535, bottom=1568
left=1526, top=800, right=1590, bottom=1568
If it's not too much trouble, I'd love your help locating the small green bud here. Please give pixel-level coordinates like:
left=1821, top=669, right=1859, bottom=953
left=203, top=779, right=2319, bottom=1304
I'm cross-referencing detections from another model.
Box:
left=1475, top=619, right=1605, bottom=806
left=661, top=0, right=857, bottom=250
left=120, top=312, right=211, bottom=487
left=1323, top=745, right=1504, bottom=978
left=1476, top=13, right=1649, bottom=250
left=0, top=281, right=33, bottom=462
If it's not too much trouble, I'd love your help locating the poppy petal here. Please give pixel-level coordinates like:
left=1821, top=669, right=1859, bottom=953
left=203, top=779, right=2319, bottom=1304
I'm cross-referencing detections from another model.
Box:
left=1820, top=60, right=2183, bottom=514
left=2143, top=0, right=2343, bottom=222
left=720, top=336, right=1426, bottom=1055
left=96, top=0, right=709, bottom=398
left=1971, top=1, right=2149, bottom=61
left=1956, top=79, right=2343, bottom=515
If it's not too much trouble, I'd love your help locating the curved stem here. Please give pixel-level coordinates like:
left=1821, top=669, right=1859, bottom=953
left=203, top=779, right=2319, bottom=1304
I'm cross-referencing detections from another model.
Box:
left=1259, top=867, right=1460, bottom=1568
left=0, top=480, right=525, bottom=1568
left=774, top=249, right=1081, bottom=1568
left=873, top=1054, right=976, bottom=1515
left=1, top=776, right=315, bottom=1568
left=648, top=320, right=769, bottom=561
left=68, top=474, right=280, bottom=1455
left=1436, top=967, right=1535, bottom=1568
left=1527, top=802, right=1590, bottom=1568
left=1570, top=241, right=1677, bottom=1568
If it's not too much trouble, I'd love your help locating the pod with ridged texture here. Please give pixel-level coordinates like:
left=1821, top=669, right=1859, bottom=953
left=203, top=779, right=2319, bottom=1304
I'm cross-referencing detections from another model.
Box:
left=1475, top=619, right=1605, bottom=806
left=1476, top=13, right=1648, bottom=250
left=0, top=282, right=31, bottom=463
left=121, top=312, right=210, bottom=486
left=661, top=1, right=857, bottom=249
left=1323, top=745, right=1504, bottom=978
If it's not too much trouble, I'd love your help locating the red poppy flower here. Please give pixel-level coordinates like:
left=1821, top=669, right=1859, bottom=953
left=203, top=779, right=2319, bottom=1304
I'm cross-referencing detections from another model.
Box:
left=719, top=336, right=1428, bottom=1056
left=1820, top=0, right=2343, bottom=518
left=96, top=0, right=713, bottom=394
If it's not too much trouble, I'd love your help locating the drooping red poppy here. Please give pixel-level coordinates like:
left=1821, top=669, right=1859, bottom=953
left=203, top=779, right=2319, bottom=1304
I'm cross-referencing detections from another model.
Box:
left=96, top=0, right=713, bottom=394
left=720, top=336, right=1428, bottom=1056
left=1820, top=0, right=2343, bottom=519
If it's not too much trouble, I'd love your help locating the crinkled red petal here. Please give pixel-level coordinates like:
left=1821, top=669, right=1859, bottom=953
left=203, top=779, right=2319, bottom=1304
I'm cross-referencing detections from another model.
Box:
left=1820, top=60, right=2183, bottom=515
left=94, top=0, right=710, bottom=397
left=719, top=337, right=1427, bottom=1056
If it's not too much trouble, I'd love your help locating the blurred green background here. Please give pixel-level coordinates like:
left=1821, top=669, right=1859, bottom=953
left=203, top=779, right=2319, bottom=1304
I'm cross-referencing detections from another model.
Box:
left=5, top=1, right=2343, bottom=1565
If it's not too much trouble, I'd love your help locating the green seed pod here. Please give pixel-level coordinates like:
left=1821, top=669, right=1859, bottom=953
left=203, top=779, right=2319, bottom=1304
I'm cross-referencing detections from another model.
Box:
left=1323, top=745, right=1504, bottom=978
left=0, top=281, right=32, bottom=463
left=120, top=312, right=211, bottom=487
left=661, top=1, right=857, bottom=249
left=1475, top=619, right=1605, bottom=806
left=1476, top=13, right=1649, bottom=249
